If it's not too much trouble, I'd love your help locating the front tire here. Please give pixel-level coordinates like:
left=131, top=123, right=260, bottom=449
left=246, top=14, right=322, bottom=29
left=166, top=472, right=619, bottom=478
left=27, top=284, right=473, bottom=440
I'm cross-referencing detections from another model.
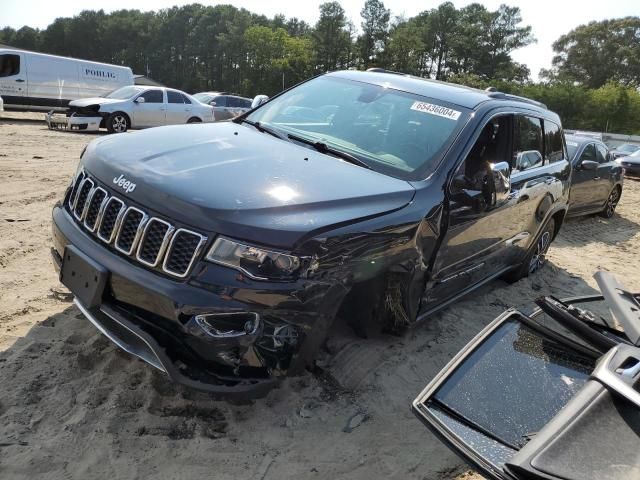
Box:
left=106, top=112, right=129, bottom=134
left=599, top=186, right=621, bottom=218
left=503, top=218, right=555, bottom=283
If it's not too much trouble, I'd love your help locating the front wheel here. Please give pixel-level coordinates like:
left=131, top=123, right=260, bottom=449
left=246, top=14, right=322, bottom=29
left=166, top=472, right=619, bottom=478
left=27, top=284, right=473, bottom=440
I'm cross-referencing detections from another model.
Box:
left=187, top=117, right=202, bottom=124
left=106, top=112, right=129, bottom=134
left=503, top=218, right=555, bottom=283
left=599, top=186, right=621, bottom=218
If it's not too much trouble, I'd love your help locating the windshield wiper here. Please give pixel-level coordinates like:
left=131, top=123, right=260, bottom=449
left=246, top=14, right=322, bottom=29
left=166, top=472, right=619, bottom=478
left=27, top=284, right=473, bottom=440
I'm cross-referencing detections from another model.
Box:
left=235, top=118, right=289, bottom=141
left=287, top=133, right=373, bottom=171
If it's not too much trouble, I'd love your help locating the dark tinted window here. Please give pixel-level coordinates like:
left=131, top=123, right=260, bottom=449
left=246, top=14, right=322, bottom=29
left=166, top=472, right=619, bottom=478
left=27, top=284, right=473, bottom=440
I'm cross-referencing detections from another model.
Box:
left=0, top=54, right=20, bottom=77
left=226, top=97, right=240, bottom=108
left=433, top=317, right=593, bottom=449
left=167, top=90, right=183, bottom=104
left=596, top=144, right=608, bottom=163
left=544, top=121, right=564, bottom=163
left=514, top=115, right=543, bottom=171
left=241, top=98, right=252, bottom=108
left=580, top=144, right=597, bottom=162
left=181, top=94, right=191, bottom=104
left=212, top=96, right=227, bottom=107
left=139, top=89, right=163, bottom=103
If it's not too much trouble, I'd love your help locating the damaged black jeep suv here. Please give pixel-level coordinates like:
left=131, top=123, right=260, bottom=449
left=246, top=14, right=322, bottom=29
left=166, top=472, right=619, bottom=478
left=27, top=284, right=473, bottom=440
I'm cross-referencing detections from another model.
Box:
left=51, top=70, right=570, bottom=397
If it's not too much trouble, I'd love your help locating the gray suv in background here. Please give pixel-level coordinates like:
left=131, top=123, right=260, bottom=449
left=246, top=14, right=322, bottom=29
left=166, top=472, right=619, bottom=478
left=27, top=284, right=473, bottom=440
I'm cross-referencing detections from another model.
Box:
left=193, top=91, right=252, bottom=121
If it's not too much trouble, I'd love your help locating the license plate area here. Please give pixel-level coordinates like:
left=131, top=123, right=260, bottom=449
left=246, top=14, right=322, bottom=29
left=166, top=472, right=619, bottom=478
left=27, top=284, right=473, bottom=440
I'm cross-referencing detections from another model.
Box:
left=60, top=245, right=109, bottom=308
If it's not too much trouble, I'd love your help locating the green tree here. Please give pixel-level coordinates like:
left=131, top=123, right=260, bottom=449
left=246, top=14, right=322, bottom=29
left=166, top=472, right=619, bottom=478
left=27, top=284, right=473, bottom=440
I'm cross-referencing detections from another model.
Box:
left=358, top=0, right=390, bottom=68
left=548, top=17, right=640, bottom=88
left=312, top=2, right=352, bottom=72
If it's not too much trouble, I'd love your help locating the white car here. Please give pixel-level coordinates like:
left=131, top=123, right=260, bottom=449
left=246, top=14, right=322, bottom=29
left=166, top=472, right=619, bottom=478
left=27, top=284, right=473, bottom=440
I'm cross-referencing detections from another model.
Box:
left=46, top=86, right=214, bottom=133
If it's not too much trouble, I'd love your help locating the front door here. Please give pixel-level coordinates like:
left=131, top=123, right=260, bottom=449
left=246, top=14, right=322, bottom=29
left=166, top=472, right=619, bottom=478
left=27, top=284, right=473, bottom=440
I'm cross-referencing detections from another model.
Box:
left=132, top=89, right=166, bottom=128
left=594, top=143, right=616, bottom=206
left=426, top=114, right=518, bottom=307
left=0, top=51, right=27, bottom=107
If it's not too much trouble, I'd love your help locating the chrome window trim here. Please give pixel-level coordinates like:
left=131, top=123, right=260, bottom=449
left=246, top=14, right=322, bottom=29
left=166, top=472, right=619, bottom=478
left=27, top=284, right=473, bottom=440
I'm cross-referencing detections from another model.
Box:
left=97, top=197, right=125, bottom=244
left=162, top=228, right=207, bottom=278
left=115, top=206, right=148, bottom=256
left=73, top=178, right=94, bottom=221
left=136, top=217, right=175, bottom=267
left=83, top=187, right=108, bottom=232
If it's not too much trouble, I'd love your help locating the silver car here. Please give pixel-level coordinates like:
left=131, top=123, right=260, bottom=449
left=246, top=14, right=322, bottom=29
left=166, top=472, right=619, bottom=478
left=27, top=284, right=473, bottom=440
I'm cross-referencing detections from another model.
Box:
left=55, top=86, right=214, bottom=133
left=192, top=92, right=253, bottom=121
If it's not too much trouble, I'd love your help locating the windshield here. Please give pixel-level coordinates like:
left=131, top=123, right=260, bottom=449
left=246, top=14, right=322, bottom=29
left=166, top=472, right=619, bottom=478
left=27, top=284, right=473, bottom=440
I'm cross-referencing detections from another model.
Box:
left=193, top=93, right=214, bottom=104
left=245, top=75, right=469, bottom=180
left=618, top=143, right=640, bottom=153
left=106, top=86, right=145, bottom=100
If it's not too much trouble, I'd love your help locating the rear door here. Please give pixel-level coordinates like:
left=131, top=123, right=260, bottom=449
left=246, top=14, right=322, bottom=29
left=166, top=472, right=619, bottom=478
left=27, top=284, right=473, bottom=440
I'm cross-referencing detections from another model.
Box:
left=413, top=272, right=640, bottom=480
left=165, top=90, right=190, bottom=124
left=0, top=51, right=28, bottom=107
left=132, top=89, right=166, bottom=128
left=570, top=143, right=599, bottom=212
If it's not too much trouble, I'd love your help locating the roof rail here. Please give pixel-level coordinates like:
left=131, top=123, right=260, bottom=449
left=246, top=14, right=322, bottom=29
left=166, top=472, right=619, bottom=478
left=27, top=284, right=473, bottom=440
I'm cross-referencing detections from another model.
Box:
left=366, top=67, right=408, bottom=76
left=486, top=90, right=547, bottom=110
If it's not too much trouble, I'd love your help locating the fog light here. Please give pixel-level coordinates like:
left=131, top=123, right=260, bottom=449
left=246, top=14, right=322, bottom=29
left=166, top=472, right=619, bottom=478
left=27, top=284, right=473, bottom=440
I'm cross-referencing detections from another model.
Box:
left=194, top=312, right=260, bottom=338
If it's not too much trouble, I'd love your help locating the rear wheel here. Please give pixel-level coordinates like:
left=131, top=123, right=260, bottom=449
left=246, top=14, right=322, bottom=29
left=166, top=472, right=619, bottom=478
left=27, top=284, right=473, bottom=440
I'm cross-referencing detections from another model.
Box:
left=106, top=112, right=129, bottom=134
left=503, top=218, right=555, bottom=282
left=599, top=186, right=621, bottom=218
left=187, top=117, right=202, bottom=124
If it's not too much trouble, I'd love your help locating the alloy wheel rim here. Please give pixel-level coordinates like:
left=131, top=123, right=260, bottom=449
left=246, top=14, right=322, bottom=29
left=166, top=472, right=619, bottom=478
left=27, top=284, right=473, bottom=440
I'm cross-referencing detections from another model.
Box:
left=529, top=231, right=551, bottom=274
left=606, top=190, right=619, bottom=217
left=113, top=116, right=127, bottom=132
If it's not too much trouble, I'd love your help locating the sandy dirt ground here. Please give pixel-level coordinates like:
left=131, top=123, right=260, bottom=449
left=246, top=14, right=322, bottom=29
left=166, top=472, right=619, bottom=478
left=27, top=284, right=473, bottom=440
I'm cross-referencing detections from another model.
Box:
left=1, top=112, right=638, bottom=480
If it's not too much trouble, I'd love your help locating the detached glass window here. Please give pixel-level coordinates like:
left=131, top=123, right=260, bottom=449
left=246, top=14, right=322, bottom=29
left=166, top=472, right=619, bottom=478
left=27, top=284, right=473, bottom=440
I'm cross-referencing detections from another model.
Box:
left=544, top=121, right=565, bottom=163
left=0, top=54, right=20, bottom=77
left=514, top=115, right=543, bottom=171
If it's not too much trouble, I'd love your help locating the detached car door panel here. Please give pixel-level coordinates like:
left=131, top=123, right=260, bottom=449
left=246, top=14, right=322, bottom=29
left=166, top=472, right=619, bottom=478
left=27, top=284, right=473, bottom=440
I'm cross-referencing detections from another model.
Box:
left=413, top=272, right=640, bottom=480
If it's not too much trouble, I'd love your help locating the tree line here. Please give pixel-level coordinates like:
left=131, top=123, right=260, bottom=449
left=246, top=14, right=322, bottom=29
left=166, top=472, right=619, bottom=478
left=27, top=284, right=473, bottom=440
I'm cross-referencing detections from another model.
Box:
left=1, top=2, right=639, bottom=133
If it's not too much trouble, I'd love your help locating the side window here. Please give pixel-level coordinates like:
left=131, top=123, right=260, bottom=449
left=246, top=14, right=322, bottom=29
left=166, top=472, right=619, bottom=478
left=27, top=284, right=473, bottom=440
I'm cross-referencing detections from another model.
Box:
left=0, top=54, right=20, bottom=77
left=167, top=90, right=183, bottom=104
left=543, top=121, right=564, bottom=163
left=139, top=89, right=163, bottom=103
left=595, top=144, right=609, bottom=163
left=453, top=115, right=512, bottom=192
left=580, top=144, right=597, bottom=162
left=212, top=96, right=227, bottom=107
left=241, top=98, right=252, bottom=108
left=514, top=115, right=543, bottom=171
left=181, top=94, right=191, bottom=104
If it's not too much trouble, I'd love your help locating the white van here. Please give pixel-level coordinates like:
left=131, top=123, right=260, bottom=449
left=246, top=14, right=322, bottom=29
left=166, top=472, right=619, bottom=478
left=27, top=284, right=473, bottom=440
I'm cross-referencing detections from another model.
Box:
left=0, top=48, right=134, bottom=112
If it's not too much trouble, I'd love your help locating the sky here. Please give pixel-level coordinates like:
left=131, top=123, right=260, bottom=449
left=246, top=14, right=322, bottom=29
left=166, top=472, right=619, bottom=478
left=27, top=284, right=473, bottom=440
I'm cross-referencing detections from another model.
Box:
left=2, top=0, right=639, bottom=79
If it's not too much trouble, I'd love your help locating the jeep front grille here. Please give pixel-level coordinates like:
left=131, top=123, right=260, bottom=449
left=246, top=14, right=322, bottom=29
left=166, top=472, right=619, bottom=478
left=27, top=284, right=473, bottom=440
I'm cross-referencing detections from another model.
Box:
left=68, top=170, right=207, bottom=278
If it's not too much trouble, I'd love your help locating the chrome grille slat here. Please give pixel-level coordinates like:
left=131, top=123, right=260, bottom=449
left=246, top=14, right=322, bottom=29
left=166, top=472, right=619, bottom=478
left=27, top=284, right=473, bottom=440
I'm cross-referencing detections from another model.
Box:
left=73, top=178, right=94, bottom=221
left=115, top=207, right=148, bottom=255
left=136, top=218, right=174, bottom=267
left=162, top=228, right=207, bottom=278
left=67, top=173, right=207, bottom=278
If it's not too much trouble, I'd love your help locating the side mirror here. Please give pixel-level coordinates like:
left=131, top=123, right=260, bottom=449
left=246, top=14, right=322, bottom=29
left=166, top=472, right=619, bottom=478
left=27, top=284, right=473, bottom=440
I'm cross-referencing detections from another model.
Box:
left=251, top=94, right=269, bottom=109
left=580, top=160, right=598, bottom=170
left=134, top=96, right=145, bottom=104
left=487, top=161, right=511, bottom=207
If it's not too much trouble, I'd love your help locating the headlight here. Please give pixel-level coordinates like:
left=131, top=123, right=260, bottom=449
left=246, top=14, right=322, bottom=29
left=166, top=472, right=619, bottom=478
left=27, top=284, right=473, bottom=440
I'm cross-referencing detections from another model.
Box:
left=206, top=237, right=303, bottom=280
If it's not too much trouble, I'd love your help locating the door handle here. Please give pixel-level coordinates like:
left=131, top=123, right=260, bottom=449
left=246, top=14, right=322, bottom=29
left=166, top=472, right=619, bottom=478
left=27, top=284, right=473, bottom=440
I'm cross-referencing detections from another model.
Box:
left=592, top=345, right=640, bottom=408
left=15, top=79, right=25, bottom=83
left=593, top=176, right=601, bottom=180
left=517, top=194, right=530, bottom=203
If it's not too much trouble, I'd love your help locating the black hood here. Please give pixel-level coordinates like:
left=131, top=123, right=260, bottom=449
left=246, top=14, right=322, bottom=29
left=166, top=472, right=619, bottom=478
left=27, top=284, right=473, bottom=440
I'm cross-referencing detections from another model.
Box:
left=83, top=123, right=415, bottom=249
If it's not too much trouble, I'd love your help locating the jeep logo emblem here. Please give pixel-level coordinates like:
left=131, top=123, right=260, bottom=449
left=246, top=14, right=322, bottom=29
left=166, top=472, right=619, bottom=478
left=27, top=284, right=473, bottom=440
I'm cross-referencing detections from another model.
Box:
left=112, top=174, right=137, bottom=193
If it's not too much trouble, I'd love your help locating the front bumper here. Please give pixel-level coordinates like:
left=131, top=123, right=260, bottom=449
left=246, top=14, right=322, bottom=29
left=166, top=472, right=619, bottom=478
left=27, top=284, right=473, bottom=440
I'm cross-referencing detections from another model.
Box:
left=46, top=111, right=102, bottom=132
left=52, top=204, right=343, bottom=398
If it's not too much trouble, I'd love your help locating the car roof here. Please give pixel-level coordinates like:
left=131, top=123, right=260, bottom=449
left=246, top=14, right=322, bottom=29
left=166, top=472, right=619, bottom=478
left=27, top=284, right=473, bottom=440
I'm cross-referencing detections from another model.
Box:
left=328, top=70, right=548, bottom=112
